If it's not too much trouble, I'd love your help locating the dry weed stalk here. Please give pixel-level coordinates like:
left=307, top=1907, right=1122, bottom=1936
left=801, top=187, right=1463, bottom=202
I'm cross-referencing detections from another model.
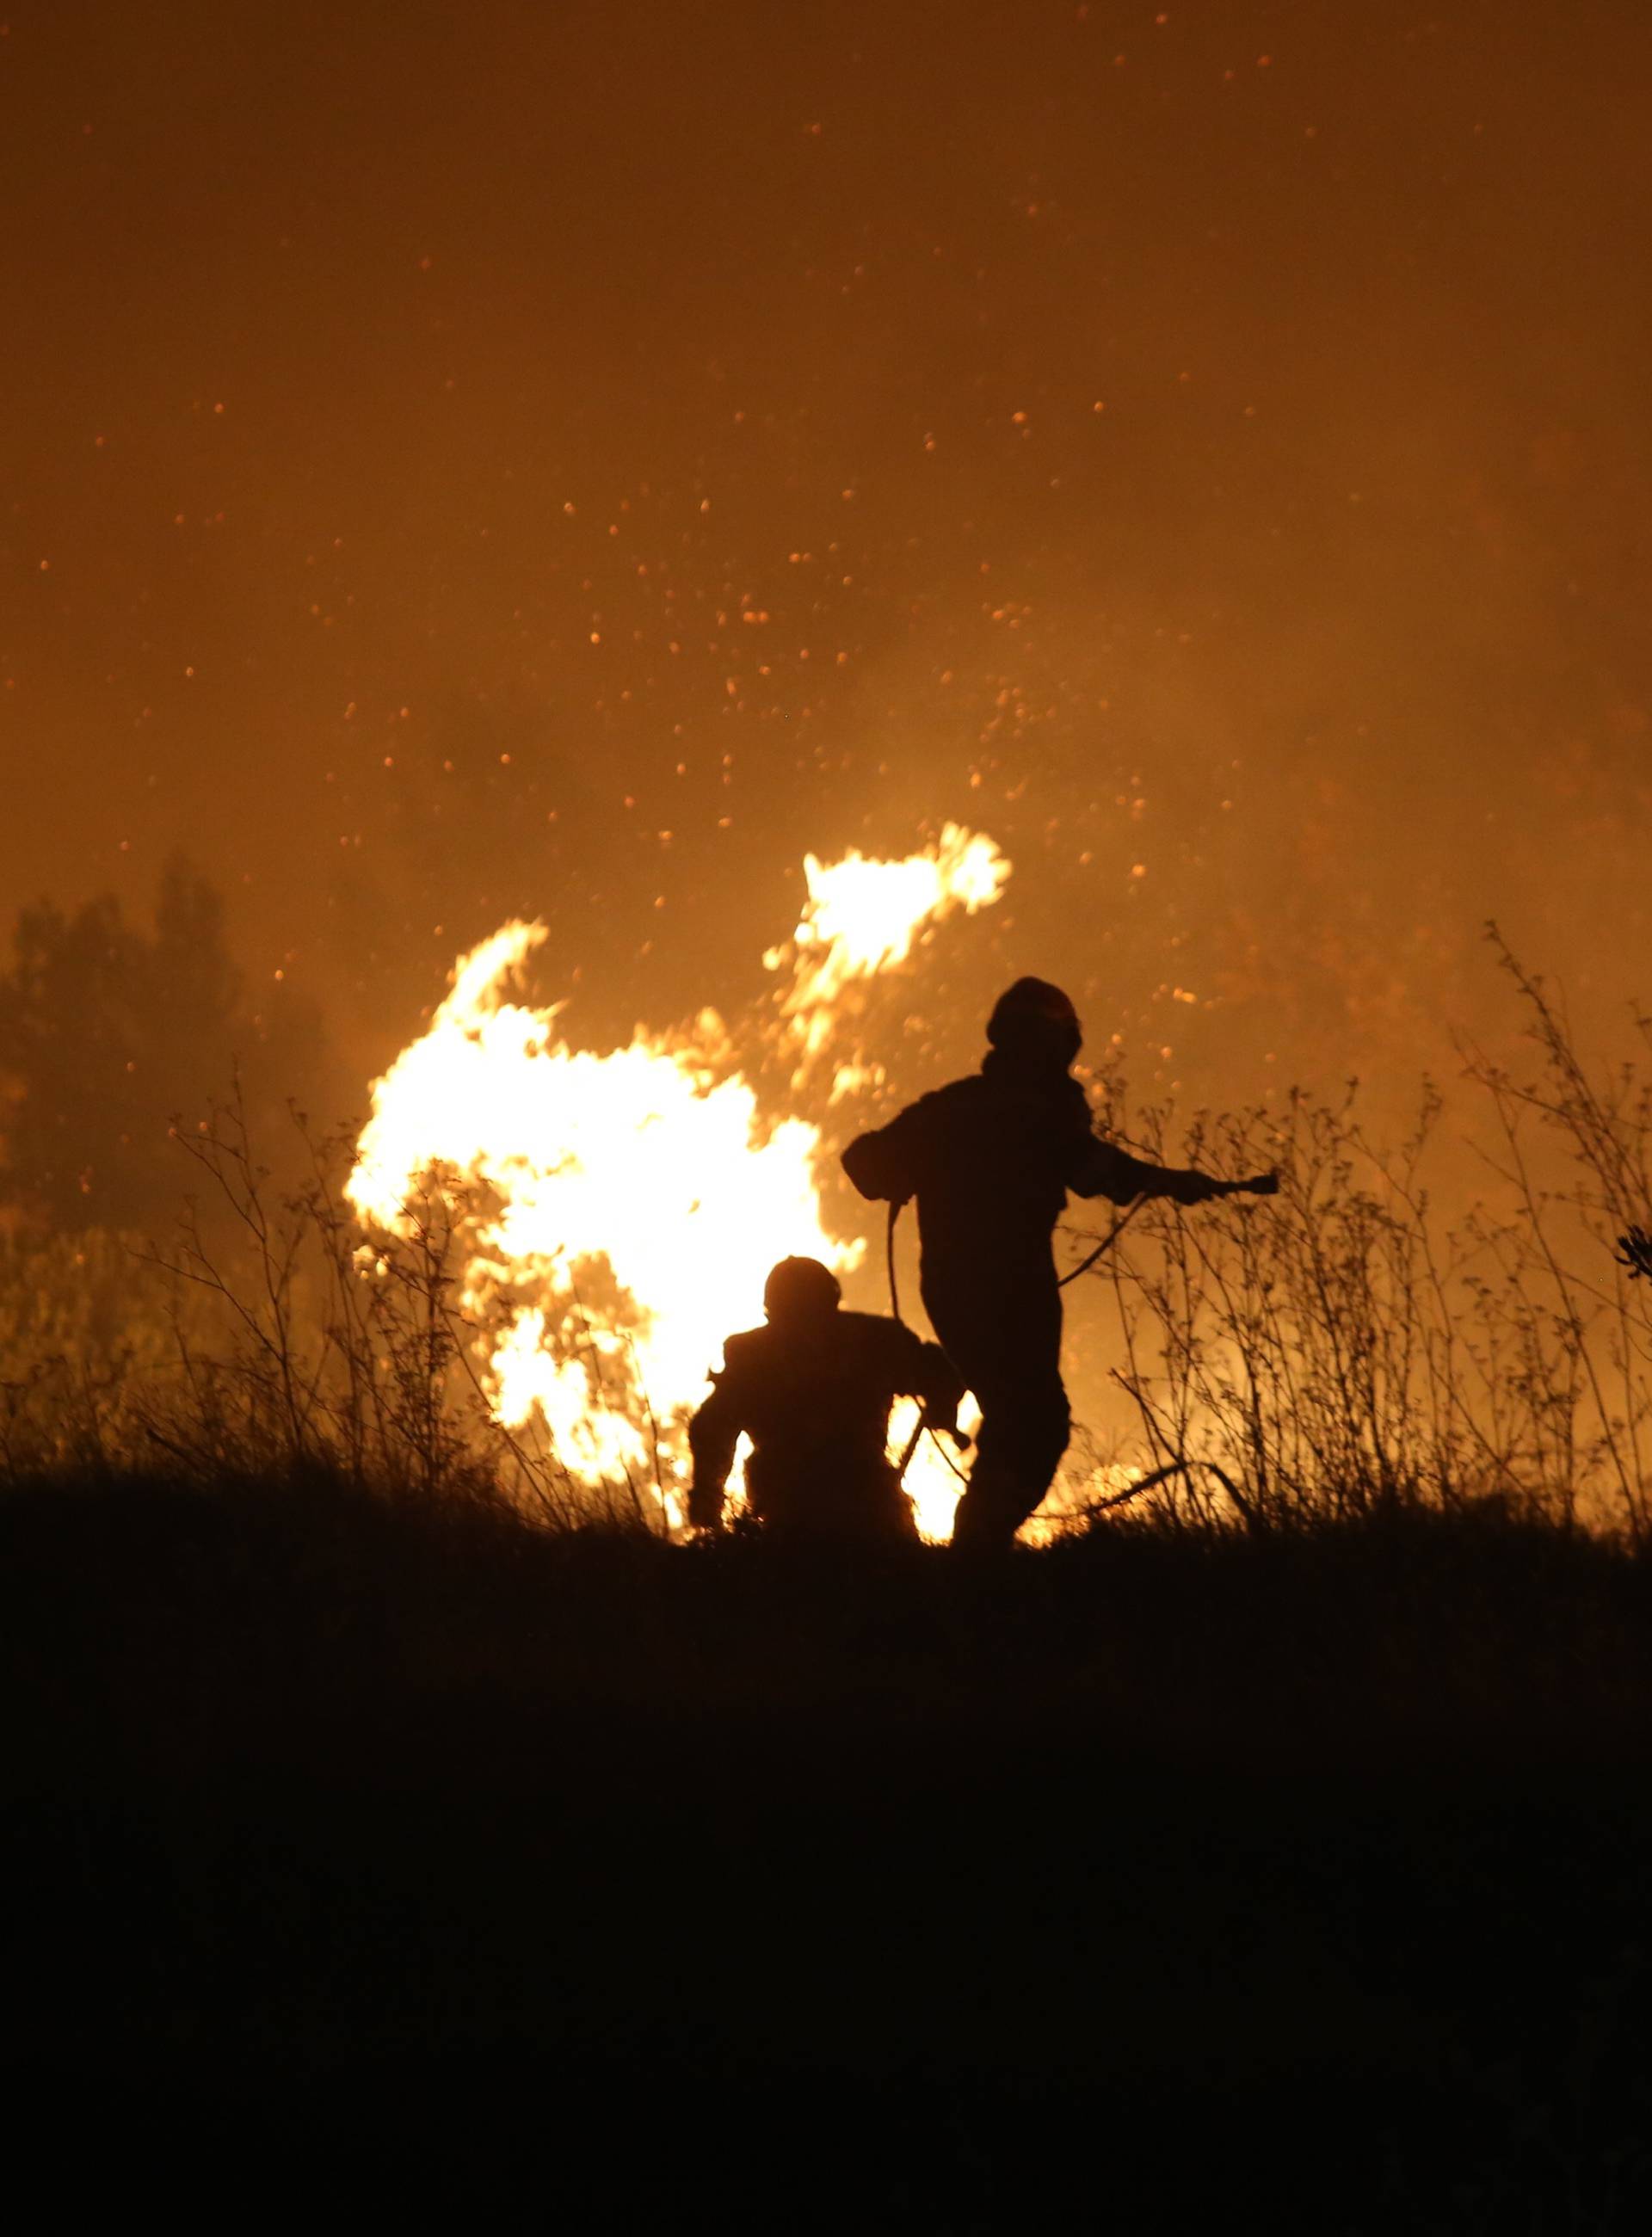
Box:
left=1074, top=934, right=1650, bottom=1538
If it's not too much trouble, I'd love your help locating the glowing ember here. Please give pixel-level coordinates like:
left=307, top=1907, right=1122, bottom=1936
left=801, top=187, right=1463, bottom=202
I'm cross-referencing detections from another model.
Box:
left=347, top=828, right=1009, bottom=1537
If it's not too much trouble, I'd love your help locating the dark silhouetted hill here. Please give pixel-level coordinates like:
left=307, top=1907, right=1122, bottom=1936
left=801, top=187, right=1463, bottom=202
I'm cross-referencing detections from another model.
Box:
left=2, top=1467, right=1649, bottom=2226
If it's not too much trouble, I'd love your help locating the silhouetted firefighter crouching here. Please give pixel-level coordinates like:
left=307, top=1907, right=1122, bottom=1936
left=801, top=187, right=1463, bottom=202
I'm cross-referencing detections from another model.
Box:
left=688, top=1256, right=967, bottom=1540
left=842, top=977, right=1266, bottom=1552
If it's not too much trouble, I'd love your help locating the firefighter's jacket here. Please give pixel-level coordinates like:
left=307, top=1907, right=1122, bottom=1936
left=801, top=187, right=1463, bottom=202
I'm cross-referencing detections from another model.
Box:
left=841, top=1055, right=1170, bottom=1297
left=688, top=1309, right=965, bottom=1526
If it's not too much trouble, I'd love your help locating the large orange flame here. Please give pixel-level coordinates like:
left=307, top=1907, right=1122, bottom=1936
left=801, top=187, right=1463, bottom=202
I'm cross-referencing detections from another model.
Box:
left=347, top=826, right=1007, bottom=1535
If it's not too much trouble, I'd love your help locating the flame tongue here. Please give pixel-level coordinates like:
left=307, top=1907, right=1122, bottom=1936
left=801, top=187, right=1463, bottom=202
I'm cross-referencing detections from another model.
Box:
left=347, top=827, right=1008, bottom=1533
left=770, top=821, right=1011, bottom=1094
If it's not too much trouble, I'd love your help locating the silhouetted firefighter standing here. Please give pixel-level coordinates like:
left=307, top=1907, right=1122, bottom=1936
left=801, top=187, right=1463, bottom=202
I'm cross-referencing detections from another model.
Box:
left=688, top=1256, right=967, bottom=1541
left=842, top=977, right=1262, bottom=1552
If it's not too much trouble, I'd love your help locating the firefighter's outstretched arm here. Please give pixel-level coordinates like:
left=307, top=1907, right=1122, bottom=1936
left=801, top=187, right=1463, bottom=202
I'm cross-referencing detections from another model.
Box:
left=687, top=1373, right=744, bottom=1531
left=1070, top=1136, right=1278, bottom=1207
left=1069, top=1135, right=1226, bottom=1207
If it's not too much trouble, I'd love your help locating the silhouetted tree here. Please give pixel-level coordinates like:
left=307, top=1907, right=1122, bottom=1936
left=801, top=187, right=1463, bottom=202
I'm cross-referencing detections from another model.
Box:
left=0, top=858, right=332, bottom=1234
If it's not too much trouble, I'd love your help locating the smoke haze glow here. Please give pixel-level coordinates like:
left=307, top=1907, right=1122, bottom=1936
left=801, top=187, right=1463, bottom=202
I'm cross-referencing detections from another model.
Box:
left=5, top=1, right=1647, bottom=1141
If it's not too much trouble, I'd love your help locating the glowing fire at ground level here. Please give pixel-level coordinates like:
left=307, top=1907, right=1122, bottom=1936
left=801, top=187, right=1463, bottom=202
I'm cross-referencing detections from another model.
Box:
left=346, top=827, right=1125, bottom=1541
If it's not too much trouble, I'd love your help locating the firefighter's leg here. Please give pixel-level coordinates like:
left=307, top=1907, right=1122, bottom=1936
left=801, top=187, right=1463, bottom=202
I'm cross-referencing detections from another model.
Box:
left=949, top=1367, right=1070, bottom=1550
left=924, top=1275, right=1069, bottom=1550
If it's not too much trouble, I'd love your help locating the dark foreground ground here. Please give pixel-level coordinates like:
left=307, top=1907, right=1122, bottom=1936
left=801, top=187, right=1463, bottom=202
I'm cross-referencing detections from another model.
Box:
left=3, top=1474, right=1649, bottom=2230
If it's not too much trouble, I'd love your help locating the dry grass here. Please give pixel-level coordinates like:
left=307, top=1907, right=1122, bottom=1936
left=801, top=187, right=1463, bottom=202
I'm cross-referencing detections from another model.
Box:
left=1, top=1085, right=660, bottom=1531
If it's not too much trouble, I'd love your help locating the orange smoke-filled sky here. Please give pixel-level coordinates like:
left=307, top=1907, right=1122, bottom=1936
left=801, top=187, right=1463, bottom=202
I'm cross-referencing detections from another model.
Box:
left=3, top=0, right=1648, bottom=1111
